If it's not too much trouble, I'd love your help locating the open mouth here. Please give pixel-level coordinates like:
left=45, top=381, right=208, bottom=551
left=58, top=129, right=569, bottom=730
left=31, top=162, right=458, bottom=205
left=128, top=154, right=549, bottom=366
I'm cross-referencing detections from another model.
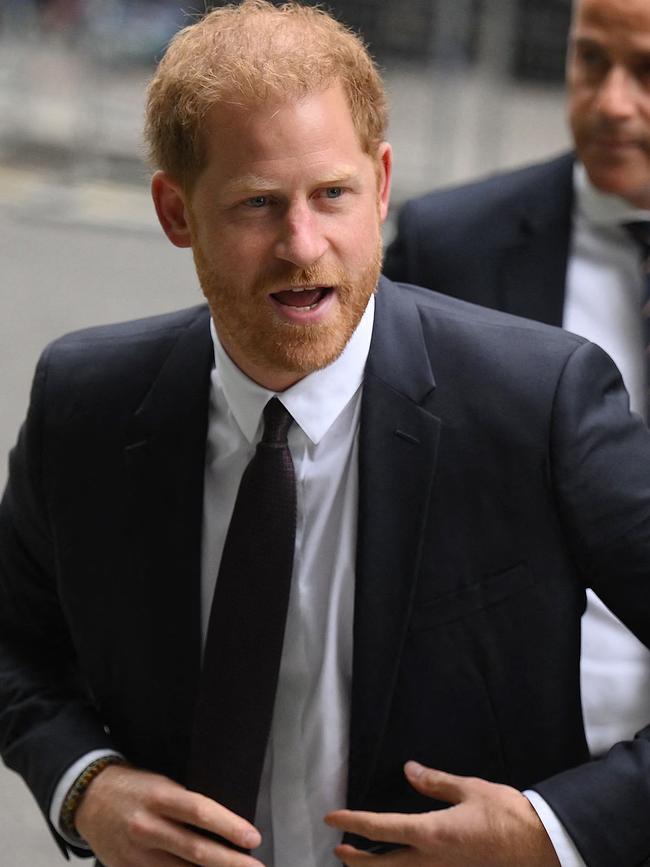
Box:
left=270, top=286, right=334, bottom=311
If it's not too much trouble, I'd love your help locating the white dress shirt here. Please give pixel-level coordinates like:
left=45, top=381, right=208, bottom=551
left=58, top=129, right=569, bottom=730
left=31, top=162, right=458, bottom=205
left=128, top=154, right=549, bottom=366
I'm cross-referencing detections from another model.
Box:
left=566, top=164, right=650, bottom=758
left=199, top=297, right=375, bottom=867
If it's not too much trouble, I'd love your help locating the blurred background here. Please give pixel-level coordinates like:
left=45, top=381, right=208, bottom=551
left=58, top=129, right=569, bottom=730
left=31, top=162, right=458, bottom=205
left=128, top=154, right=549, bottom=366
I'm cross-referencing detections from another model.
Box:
left=0, top=1, right=570, bottom=862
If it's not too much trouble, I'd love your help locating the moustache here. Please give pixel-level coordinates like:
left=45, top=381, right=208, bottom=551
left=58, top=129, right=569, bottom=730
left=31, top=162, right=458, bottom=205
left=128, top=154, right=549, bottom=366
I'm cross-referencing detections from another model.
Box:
left=252, top=264, right=350, bottom=295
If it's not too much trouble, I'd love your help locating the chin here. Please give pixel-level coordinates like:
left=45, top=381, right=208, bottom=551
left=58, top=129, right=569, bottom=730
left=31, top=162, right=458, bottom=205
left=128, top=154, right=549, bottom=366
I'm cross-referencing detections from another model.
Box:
left=264, top=340, right=349, bottom=378
left=593, top=172, right=650, bottom=206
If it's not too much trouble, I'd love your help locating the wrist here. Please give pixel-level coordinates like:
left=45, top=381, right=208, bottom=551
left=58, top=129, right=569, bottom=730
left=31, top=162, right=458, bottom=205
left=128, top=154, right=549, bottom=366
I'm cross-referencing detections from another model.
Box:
left=60, top=754, right=127, bottom=844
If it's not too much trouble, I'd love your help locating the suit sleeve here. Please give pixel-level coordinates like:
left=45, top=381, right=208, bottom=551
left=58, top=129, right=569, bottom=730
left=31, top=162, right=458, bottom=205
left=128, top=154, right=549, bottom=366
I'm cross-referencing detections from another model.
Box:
left=532, top=340, right=650, bottom=867
left=0, top=347, right=116, bottom=857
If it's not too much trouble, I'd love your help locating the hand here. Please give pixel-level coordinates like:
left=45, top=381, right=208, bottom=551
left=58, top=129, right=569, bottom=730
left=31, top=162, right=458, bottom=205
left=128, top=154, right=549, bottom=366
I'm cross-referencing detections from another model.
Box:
left=325, top=761, right=561, bottom=867
left=75, top=764, right=264, bottom=866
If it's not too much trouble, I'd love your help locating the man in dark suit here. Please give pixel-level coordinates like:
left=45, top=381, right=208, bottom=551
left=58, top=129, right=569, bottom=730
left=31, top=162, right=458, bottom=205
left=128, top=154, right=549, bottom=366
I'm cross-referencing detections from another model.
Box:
left=2, top=2, right=650, bottom=867
left=385, top=0, right=650, bottom=765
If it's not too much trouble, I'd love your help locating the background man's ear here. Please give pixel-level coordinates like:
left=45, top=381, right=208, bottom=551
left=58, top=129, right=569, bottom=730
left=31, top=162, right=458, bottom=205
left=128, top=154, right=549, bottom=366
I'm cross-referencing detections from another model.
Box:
left=151, top=171, right=193, bottom=248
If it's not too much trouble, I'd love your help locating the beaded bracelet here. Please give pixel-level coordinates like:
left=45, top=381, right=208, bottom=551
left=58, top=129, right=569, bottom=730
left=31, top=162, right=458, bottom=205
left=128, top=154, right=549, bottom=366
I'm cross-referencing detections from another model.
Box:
left=60, top=754, right=127, bottom=843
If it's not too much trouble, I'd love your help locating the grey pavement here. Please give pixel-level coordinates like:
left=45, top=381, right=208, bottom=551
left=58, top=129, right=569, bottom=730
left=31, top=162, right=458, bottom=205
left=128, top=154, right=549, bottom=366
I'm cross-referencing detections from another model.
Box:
left=1, top=768, right=80, bottom=866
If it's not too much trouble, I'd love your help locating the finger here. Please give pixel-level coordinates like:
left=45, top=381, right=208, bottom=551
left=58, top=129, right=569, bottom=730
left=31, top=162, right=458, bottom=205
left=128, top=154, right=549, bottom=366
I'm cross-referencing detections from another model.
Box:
left=334, top=843, right=377, bottom=865
left=168, top=834, right=265, bottom=867
left=334, top=843, right=410, bottom=867
left=143, top=851, right=196, bottom=867
left=145, top=852, right=256, bottom=867
left=404, top=762, right=469, bottom=804
left=126, top=811, right=264, bottom=867
left=156, top=788, right=261, bottom=851
left=325, top=809, right=423, bottom=845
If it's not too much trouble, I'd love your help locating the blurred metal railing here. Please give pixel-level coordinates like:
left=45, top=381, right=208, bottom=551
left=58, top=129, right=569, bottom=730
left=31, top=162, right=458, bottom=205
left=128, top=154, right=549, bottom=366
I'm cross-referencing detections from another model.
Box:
left=0, top=0, right=571, bottom=207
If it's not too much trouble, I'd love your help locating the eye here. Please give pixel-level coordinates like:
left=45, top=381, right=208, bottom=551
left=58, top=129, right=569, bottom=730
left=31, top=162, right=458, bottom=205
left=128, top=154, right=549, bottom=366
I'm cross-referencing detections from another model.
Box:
left=574, top=43, right=609, bottom=78
left=244, top=195, right=269, bottom=208
left=324, top=187, right=343, bottom=199
left=580, top=47, right=602, bottom=66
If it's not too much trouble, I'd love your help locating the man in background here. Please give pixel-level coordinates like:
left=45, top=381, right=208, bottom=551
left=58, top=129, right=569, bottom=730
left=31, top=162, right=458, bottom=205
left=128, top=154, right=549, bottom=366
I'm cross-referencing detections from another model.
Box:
left=385, top=0, right=650, bottom=760
left=2, top=3, right=650, bottom=867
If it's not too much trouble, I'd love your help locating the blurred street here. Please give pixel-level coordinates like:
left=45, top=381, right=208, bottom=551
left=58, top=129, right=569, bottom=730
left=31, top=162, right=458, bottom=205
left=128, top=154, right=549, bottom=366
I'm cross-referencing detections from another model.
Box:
left=0, top=3, right=571, bottom=861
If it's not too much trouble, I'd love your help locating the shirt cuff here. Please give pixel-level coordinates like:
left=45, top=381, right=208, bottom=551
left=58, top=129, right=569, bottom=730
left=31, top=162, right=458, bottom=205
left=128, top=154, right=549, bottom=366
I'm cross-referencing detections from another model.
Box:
left=50, top=748, right=126, bottom=847
left=524, top=789, right=586, bottom=867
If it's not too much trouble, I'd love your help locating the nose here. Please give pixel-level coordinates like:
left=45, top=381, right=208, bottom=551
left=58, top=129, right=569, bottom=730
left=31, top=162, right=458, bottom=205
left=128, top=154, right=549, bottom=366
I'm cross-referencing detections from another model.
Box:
left=595, top=66, right=637, bottom=122
left=273, top=202, right=328, bottom=268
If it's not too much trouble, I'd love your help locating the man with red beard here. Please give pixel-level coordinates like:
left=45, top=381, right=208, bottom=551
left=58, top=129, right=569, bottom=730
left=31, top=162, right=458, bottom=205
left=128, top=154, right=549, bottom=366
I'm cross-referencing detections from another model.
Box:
left=2, top=3, right=650, bottom=867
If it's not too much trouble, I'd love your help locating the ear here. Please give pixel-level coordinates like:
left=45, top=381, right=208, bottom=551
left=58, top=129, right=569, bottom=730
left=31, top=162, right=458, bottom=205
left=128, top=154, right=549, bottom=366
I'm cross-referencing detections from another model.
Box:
left=151, top=171, right=193, bottom=248
left=376, top=142, right=393, bottom=223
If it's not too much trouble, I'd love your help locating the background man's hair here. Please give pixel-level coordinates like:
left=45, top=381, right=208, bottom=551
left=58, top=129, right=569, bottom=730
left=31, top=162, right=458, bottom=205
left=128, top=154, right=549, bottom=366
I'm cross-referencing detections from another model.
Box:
left=144, top=0, right=388, bottom=191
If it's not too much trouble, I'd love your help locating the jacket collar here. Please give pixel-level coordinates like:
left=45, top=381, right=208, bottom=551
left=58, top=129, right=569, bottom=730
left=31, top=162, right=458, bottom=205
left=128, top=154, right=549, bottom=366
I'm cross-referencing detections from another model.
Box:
left=499, top=152, right=574, bottom=326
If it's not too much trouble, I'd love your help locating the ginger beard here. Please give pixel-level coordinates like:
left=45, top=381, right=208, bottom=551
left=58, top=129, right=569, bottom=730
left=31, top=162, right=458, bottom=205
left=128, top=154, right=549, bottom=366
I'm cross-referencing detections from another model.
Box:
left=193, top=233, right=383, bottom=381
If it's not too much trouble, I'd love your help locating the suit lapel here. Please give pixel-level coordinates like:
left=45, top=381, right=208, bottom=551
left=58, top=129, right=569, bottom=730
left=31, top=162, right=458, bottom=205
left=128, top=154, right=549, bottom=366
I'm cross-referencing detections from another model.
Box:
left=124, top=306, right=213, bottom=778
left=348, top=278, right=441, bottom=807
left=498, top=153, right=574, bottom=327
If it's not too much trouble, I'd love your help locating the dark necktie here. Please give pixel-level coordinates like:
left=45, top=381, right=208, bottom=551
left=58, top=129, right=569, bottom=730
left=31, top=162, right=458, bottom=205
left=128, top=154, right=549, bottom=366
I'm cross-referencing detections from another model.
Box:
left=623, top=221, right=650, bottom=419
left=187, top=397, right=296, bottom=831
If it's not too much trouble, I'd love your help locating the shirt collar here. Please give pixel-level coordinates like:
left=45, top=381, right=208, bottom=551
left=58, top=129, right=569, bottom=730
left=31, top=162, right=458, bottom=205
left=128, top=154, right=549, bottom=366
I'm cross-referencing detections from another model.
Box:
left=210, top=294, right=374, bottom=445
left=574, top=162, right=650, bottom=227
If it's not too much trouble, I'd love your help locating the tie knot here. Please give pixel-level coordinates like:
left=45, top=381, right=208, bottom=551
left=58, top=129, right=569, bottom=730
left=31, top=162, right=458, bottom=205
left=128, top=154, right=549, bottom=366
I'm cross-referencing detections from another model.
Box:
left=624, top=221, right=650, bottom=261
left=261, top=397, right=293, bottom=445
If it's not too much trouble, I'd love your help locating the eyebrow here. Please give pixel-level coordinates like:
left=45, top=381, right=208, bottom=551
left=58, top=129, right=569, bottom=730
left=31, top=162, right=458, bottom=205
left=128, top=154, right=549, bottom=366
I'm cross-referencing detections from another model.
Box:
left=222, top=166, right=360, bottom=197
left=572, top=34, right=650, bottom=59
left=571, top=36, right=600, bottom=47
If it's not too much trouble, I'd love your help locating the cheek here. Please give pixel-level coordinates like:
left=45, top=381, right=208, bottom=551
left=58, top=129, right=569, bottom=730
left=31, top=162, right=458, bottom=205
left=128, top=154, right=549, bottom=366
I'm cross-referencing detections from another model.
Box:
left=333, top=235, right=374, bottom=276
left=336, top=205, right=381, bottom=254
left=207, top=227, right=272, bottom=274
left=639, top=100, right=650, bottom=131
left=567, top=93, right=592, bottom=140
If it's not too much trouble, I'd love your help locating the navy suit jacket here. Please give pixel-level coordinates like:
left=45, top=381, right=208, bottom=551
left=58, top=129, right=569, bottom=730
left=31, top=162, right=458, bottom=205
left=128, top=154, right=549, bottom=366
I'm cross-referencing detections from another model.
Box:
left=2, top=277, right=650, bottom=866
left=384, top=151, right=575, bottom=326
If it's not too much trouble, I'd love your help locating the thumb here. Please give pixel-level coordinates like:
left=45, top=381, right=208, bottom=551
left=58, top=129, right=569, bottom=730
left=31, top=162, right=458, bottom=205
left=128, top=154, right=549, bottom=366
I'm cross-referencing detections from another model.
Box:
left=404, top=761, right=469, bottom=805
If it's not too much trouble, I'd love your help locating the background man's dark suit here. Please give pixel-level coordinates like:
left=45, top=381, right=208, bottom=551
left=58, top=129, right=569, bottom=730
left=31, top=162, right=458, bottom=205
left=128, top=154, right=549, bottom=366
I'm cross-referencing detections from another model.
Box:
left=383, top=151, right=574, bottom=325
left=2, top=278, right=650, bottom=866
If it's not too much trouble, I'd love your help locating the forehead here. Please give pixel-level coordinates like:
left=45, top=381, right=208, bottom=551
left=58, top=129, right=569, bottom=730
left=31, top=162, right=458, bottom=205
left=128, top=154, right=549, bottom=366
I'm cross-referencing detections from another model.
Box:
left=573, top=0, right=650, bottom=42
left=199, top=83, right=366, bottom=181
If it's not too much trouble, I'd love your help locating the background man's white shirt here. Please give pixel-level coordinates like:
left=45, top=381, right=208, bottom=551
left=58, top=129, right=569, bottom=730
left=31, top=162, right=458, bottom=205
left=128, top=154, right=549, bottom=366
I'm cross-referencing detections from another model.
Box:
left=567, top=164, right=650, bottom=757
